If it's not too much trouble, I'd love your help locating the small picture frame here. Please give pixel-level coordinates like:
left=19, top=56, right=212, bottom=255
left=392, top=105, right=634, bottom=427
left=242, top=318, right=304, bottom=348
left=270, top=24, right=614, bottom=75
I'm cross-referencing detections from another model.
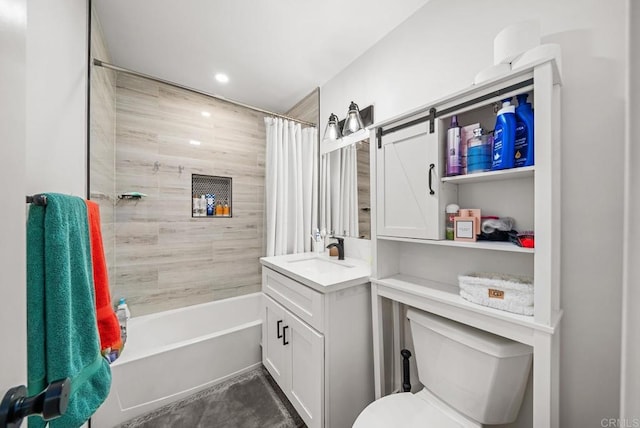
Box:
left=460, top=208, right=482, bottom=235
left=454, top=217, right=477, bottom=242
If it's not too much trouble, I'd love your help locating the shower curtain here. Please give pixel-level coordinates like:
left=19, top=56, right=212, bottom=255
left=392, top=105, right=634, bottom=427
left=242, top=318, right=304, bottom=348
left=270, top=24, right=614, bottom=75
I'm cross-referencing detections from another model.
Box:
left=265, top=118, right=318, bottom=257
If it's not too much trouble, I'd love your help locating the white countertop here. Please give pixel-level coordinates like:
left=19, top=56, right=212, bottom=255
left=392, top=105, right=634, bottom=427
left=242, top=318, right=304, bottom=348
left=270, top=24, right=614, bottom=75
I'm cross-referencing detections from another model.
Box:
left=260, top=252, right=371, bottom=293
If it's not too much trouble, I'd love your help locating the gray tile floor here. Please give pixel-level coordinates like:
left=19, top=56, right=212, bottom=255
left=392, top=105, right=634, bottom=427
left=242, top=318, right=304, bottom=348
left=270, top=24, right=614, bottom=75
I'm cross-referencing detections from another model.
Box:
left=118, top=367, right=306, bottom=428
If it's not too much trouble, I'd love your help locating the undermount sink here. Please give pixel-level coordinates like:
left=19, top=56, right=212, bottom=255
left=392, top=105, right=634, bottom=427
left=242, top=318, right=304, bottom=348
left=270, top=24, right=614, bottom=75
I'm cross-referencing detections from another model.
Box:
left=287, top=256, right=355, bottom=269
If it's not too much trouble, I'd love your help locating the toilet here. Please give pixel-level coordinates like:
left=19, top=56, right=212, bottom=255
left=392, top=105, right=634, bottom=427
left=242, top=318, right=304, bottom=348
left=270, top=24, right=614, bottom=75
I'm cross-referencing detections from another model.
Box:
left=354, top=308, right=532, bottom=427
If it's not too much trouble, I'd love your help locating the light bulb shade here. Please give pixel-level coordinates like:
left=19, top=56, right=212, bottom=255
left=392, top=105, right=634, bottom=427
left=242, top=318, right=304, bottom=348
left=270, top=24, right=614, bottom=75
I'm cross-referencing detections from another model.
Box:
left=342, top=101, right=364, bottom=136
left=323, top=113, right=342, bottom=140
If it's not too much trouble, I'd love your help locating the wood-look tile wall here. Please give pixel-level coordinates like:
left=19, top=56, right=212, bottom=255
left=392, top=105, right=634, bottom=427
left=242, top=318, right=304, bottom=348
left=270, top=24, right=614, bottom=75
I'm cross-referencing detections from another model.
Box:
left=89, top=9, right=116, bottom=281
left=112, top=74, right=266, bottom=316
left=357, top=140, right=371, bottom=239
left=286, top=88, right=319, bottom=126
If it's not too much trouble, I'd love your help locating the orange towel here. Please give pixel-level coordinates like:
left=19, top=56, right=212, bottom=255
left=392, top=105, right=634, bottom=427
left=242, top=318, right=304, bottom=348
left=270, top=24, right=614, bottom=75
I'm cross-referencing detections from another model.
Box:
left=86, top=201, right=122, bottom=354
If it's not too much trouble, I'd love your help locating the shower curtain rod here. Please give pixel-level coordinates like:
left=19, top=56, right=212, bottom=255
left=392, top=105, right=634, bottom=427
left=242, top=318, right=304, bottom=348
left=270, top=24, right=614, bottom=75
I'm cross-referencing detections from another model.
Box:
left=93, top=59, right=316, bottom=127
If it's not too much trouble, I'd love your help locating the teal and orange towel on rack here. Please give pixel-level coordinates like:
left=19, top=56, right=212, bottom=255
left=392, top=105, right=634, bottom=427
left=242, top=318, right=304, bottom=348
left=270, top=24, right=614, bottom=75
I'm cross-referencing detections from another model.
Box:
left=26, top=193, right=112, bottom=427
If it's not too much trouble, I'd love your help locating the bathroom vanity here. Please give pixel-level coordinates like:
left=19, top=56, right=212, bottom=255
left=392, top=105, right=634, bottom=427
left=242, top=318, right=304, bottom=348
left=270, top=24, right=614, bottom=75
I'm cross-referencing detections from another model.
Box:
left=260, top=253, right=373, bottom=428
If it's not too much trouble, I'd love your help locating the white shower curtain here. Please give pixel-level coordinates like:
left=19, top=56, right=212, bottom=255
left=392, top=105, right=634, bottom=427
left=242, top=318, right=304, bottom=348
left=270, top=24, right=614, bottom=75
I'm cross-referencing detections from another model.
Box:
left=265, top=118, right=318, bottom=257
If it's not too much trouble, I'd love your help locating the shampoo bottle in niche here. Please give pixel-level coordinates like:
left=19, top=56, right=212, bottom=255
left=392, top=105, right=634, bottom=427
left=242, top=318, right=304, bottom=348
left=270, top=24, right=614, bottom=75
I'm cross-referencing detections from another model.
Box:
left=199, top=195, right=206, bottom=217
left=116, top=297, right=131, bottom=344
left=446, top=115, right=461, bottom=176
left=206, top=194, right=215, bottom=216
left=514, top=93, right=534, bottom=167
left=192, top=194, right=199, bottom=217
left=491, top=98, right=516, bottom=171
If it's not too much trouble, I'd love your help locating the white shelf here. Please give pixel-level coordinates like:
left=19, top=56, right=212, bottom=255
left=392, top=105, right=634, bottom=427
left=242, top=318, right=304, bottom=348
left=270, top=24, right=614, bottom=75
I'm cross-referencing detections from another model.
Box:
left=441, top=166, right=535, bottom=184
left=373, top=274, right=559, bottom=339
left=377, top=235, right=534, bottom=253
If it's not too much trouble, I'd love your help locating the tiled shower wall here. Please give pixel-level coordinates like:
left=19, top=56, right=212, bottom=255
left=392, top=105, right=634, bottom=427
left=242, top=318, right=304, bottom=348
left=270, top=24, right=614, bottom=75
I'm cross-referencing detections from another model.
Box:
left=112, top=74, right=266, bottom=316
left=89, top=9, right=116, bottom=281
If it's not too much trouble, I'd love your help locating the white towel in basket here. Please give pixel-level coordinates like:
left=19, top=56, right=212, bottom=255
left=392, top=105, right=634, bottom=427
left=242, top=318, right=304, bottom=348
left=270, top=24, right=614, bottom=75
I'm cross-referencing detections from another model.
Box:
left=459, top=273, right=534, bottom=316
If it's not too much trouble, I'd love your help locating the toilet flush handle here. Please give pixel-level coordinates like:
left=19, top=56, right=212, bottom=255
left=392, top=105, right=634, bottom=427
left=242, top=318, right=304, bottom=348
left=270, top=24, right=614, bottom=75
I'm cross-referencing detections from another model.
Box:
left=401, top=349, right=412, bottom=393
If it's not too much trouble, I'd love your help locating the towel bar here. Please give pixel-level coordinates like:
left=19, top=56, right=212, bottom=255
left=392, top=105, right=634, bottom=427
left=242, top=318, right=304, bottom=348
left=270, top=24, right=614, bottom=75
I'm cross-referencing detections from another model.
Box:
left=0, top=378, right=70, bottom=428
left=25, top=195, right=47, bottom=206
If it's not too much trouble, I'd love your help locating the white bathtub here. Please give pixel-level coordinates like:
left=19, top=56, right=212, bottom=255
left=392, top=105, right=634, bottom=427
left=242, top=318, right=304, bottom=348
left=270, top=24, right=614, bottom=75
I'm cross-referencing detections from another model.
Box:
left=92, top=293, right=263, bottom=428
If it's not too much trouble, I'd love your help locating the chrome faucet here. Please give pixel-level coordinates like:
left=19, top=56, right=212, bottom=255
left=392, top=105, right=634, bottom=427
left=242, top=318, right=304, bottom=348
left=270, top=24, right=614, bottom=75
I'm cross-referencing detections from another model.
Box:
left=326, top=237, right=345, bottom=260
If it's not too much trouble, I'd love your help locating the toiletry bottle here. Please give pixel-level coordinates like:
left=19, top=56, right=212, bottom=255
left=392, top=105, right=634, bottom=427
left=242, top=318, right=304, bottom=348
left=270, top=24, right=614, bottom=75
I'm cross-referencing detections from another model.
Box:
left=206, top=194, right=215, bottom=216
left=215, top=200, right=223, bottom=216
left=116, top=297, right=131, bottom=344
left=491, top=98, right=516, bottom=170
left=445, top=204, right=460, bottom=240
left=514, top=93, right=534, bottom=167
left=467, top=128, right=492, bottom=173
left=199, top=195, right=206, bottom=217
left=446, top=115, right=462, bottom=176
left=223, top=199, right=230, bottom=216
left=192, top=194, right=198, bottom=217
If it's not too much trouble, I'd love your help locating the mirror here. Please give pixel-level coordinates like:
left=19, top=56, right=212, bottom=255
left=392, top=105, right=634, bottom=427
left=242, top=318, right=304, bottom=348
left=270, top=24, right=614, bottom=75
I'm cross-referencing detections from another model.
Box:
left=320, top=137, right=371, bottom=240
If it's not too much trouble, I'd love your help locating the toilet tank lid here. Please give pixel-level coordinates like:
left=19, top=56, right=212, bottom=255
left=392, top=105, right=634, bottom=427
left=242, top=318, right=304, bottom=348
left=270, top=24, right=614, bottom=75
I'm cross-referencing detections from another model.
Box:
left=407, top=309, right=532, bottom=358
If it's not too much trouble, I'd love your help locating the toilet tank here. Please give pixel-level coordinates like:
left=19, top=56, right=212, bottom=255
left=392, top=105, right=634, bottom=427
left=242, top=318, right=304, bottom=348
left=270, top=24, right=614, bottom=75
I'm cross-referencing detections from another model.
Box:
left=407, top=308, right=532, bottom=425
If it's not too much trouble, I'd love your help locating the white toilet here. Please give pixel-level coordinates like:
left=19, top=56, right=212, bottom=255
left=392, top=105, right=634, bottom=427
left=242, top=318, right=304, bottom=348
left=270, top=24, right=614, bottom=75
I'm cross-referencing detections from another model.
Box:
left=354, top=308, right=532, bottom=427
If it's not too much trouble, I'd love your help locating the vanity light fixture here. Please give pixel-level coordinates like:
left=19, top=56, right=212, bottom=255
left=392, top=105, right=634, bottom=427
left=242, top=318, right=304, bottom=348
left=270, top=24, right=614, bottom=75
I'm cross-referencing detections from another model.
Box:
left=323, top=113, right=342, bottom=141
left=342, top=101, right=365, bottom=136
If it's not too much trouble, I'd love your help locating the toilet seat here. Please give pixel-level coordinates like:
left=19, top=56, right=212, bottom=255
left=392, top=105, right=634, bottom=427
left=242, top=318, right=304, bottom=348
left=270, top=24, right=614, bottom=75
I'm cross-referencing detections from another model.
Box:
left=353, top=389, right=481, bottom=428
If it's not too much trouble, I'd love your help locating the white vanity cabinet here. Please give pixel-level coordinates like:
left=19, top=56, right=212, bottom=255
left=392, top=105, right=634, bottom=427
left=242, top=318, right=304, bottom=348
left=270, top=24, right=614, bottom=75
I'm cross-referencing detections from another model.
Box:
left=260, top=255, right=373, bottom=428
left=264, top=294, right=324, bottom=426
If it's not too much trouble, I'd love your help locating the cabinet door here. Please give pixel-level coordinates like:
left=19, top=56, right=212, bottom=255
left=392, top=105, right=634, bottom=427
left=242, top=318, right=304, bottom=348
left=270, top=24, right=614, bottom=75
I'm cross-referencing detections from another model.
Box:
left=286, top=311, right=324, bottom=428
left=263, top=296, right=289, bottom=390
left=376, top=120, right=442, bottom=239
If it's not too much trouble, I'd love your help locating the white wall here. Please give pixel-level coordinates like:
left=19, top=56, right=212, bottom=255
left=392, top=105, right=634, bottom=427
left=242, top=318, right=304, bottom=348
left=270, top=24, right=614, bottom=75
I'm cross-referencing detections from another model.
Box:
left=26, top=0, right=88, bottom=197
left=0, top=0, right=27, bottom=393
left=321, top=0, right=627, bottom=425
left=0, top=0, right=88, bottom=401
left=621, top=0, right=639, bottom=420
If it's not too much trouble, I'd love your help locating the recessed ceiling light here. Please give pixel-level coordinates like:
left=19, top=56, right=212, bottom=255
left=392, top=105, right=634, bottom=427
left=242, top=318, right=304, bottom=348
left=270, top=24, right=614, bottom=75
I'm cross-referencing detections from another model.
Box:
left=201, top=111, right=211, bottom=117
left=215, top=73, right=229, bottom=84
left=189, top=140, right=201, bottom=146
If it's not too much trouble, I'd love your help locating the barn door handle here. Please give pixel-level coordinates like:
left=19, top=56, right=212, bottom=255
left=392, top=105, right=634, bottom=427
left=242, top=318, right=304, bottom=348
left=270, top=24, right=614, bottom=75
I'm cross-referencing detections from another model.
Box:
left=277, top=320, right=283, bottom=339
left=0, top=378, right=70, bottom=428
left=428, top=163, right=435, bottom=195
left=282, top=326, right=289, bottom=346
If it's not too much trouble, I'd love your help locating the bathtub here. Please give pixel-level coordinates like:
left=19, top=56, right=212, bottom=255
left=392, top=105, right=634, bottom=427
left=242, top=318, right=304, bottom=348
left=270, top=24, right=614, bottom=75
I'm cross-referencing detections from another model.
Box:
left=92, top=293, right=263, bottom=428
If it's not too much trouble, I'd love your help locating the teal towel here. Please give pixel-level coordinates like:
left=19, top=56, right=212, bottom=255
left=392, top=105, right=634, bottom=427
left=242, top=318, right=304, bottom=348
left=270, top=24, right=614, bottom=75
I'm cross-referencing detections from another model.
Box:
left=27, top=193, right=111, bottom=428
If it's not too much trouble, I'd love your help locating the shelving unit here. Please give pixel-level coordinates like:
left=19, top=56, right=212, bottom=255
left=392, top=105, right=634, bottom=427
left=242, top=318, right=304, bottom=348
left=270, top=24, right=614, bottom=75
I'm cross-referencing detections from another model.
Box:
left=369, top=57, right=562, bottom=427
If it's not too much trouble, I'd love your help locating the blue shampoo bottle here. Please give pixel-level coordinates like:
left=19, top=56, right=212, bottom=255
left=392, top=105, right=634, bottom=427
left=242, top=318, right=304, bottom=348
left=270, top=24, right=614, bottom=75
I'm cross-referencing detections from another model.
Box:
left=514, top=94, right=534, bottom=167
left=492, top=98, right=516, bottom=171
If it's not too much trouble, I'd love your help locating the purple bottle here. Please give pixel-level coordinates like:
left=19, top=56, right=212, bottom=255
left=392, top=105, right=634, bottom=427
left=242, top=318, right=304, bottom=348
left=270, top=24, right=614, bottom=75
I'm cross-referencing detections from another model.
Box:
left=446, top=115, right=462, bottom=176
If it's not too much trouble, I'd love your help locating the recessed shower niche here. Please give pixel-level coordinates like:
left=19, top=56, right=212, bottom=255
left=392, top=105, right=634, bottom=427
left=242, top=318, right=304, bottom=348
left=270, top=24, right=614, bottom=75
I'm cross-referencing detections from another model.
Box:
left=192, top=174, right=232, bottom=218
